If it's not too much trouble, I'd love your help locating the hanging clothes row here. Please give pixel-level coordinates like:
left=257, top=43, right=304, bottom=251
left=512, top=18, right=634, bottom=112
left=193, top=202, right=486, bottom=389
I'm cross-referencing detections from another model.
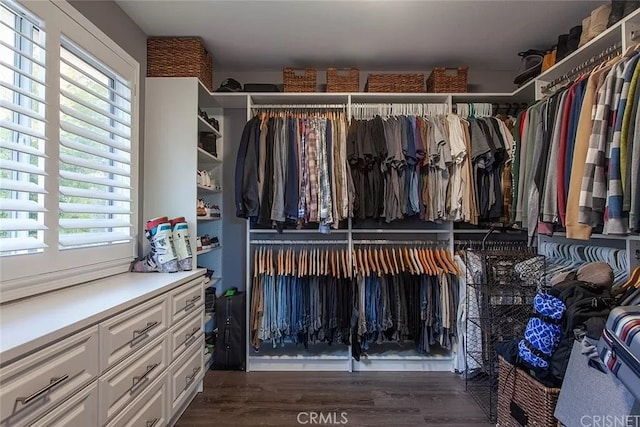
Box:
left=346, top=105, right=516, bottom=226
left=515, top=44, right=640, bottom=242
left=235, top=108, right=353, bottom=232
left=351, top=242, right=463, bottom=357
left=250, top=245, right=352, bottom=350
left=249, top=243, right=464, bottom=358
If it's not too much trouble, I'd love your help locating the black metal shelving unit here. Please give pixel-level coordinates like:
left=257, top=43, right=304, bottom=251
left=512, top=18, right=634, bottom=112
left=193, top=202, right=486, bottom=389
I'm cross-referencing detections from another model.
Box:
left=464, top=247, right=542, bottom=422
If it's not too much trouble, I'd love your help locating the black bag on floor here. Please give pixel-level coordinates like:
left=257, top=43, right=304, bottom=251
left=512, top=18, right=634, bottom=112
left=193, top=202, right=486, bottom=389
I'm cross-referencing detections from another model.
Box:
left=213, top=292, right=246, bottom=370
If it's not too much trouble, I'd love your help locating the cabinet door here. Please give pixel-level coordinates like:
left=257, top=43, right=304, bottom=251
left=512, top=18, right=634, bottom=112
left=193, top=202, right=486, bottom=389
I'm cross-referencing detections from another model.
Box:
left=169, top=310, right=203, bottom=362
left=105, top=373, right=168, bottom=427
left=31, top=383, right=98, bottom=427
left=0, top=327, right=99, bottom=427
left=169, top=337, right=204, bottom=413
left=100, top=296, right=168, bottom=373
left=169, top=279, right=204, bottom=326
left=99, top=335, right=168, bottom=425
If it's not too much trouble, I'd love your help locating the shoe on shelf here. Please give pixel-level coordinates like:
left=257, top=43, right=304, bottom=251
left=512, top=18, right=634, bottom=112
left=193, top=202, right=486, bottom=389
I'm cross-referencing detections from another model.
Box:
left=201, top=235, right=211, bottom=249
left=196, top=236, right=203, bottom=252
left=210, top=236, right=220, bottom=248
left=210, top=205, right=221, bottom=218
left=197, top=198, right=207, bottom=217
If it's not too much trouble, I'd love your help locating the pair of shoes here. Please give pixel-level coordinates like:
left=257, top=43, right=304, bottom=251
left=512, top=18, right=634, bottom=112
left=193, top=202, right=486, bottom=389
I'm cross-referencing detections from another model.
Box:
left=198, top=108, right=219, bottom=131
left=197, top=199, right=207, bottom=217
left=208, top=205, right=221, bottom=218
left=132, top=217, right=193, bottom=272
left=197, top=170, right=211, bottom=187
left=200, top=235, right=212, bottom=249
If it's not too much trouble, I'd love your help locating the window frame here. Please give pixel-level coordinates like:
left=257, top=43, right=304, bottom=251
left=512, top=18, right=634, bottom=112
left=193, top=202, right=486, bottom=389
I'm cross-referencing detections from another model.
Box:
left=0, top=0, right=139, bottom=303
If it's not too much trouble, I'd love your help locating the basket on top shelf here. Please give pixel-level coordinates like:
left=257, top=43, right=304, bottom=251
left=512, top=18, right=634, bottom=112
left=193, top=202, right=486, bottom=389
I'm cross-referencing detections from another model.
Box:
left=426, top=67, right=468, bottom=93
left=365, top=73, right=424, bottom=93
left=147, top=37, right=214, bottom=92
left=283, top=68, right=317, bottom=92
left=326, top=68, right=359, bottom=92
left=497, top=356, right=561, bottom=427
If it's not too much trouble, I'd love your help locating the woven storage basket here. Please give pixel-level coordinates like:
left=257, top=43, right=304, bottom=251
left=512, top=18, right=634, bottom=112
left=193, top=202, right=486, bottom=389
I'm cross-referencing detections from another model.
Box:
left=283, top=68, right=317, bottom=92
left=365, top=73, right=424, bottom=93
left=426, top=67, right=468, bottom=93
left=147, top=37, right=214, bottom=92
left=326, top=68, right=359, bottom=92
left=498, top=356, right=561, bottom=427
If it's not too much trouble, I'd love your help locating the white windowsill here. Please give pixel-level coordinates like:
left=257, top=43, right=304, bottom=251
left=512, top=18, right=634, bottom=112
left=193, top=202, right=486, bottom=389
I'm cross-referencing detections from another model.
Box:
left=0, top=269, right=205, bottom=365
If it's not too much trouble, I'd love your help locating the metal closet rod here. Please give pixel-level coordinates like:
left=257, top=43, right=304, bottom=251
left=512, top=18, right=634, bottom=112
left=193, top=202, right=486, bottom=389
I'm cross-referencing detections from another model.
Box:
left=250, top=239, right=348, bottom=245
left=352, top=239, right=447, bottom=245
left=251, top=104, right=346, bottom=109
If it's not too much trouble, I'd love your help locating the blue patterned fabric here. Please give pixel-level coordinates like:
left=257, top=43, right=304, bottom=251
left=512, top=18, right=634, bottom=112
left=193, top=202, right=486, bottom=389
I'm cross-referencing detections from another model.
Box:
left=519, top=293, right=566, bottom=369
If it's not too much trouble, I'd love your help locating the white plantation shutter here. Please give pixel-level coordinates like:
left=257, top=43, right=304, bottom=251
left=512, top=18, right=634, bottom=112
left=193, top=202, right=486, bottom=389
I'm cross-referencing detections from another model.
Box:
left=58, top=41, right=133, bottom=250
left=0, top=0, right=48, bottom=255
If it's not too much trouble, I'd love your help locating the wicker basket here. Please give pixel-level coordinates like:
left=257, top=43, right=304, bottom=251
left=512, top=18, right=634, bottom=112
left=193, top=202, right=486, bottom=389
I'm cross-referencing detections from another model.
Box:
left=365, top=73, right=424, bottom=93
left=283, top=68, right=317, bottom=92
left=147, top=37, right=213, bottom=92
left=498, top=357, right=561, bottom=427
left=326, top=68, right=359, bottom=92
left=426, top=67, right=468, bottom=93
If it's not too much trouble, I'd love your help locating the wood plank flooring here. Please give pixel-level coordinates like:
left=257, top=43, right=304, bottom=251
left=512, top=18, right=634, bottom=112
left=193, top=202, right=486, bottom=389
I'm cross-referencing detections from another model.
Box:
left=176, top=371, right=493, bottom=426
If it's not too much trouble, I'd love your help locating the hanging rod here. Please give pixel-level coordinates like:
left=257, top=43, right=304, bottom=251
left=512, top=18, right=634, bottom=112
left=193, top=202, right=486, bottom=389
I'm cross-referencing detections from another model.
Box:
left=352, top=239, right=447, bottom=245
left=250, top=239, right=348, bottom=245
left=251, top=104, right=346, bottom=109
left=542, top=42, right=622, bottom=93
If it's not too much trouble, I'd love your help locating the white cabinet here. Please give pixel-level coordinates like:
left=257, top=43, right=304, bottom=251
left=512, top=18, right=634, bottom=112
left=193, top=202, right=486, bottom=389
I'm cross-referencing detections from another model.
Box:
left=99, top=335, right=169, bottom=424
left=0, top=327, right=99, bottom=427
left=0, top=271, right=206, bottom=427
left=31, top=383, right=98, bottom=427
left=100, top=296, right=168, bottom=373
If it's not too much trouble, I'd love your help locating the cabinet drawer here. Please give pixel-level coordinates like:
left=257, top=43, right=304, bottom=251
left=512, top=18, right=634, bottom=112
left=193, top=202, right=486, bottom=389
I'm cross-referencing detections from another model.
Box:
left=0, top=327, right=99, bottom=427
left=106, top=372, right=168, bottom=427
left=100, top=296, right=168, bottom=372
left=169, top=279, right=204, bottom=326
left=170, top=310, right=203, bottom=361
left=169, top=337, right=204, bottom=412
left=100, top=334, right=168, bottom=425
left=31, top=382, right=98, bottom=427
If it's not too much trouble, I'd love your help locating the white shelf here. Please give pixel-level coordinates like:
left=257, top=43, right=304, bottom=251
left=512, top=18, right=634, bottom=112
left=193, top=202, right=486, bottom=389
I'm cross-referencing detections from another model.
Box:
left=197, top=115, right=222, bottom=137
left=196, top=245, right=221, bottom=255
left=250, top=92, right=349, bottom=105
left=197, top=147, right=221, bottom=165
left=197, top=184, right=222, bottom=194
left=196, top=216, right=221, bottom=221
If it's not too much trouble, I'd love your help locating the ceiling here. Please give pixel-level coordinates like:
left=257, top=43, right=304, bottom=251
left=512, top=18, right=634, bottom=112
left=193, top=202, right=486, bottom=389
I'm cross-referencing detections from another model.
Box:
left=116, top=0, right=604, bottom=73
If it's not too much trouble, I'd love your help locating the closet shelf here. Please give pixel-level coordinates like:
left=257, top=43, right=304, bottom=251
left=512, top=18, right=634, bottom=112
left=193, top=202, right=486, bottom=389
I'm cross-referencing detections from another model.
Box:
left=197, top=115, right=222, bottom=137
left=196, top=246, right=221, bottom=255
left=197, top=147, right=221, bottom=165
left=536, top=9, right=629, bottom=84
left=544, top=232, right=632, bottom=241
left=204, top=277, right=221, bottom=288
left=196, top=216, right=221, bottom=221
left=197, top=184, right=222, bottom=193
left=250, top=92, right=349, bottom=106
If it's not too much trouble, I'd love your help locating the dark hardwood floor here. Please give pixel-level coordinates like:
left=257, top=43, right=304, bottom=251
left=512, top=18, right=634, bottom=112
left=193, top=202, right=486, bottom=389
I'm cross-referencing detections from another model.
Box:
left=176, top=371, right=493, bottom=426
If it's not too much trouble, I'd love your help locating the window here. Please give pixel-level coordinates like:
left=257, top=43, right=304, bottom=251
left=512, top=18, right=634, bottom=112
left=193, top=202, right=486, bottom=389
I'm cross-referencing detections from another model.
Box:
left=0, top=0, right=138, bottom=302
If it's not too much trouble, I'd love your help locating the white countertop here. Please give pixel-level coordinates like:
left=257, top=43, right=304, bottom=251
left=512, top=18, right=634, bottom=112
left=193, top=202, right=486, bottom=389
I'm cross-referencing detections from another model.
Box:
left=0, top=270, right=205, bottom=365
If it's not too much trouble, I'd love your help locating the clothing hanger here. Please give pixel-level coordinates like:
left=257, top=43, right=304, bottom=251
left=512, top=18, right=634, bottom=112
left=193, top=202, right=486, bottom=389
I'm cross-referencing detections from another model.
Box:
left=615, top=266, right=640, bottom=295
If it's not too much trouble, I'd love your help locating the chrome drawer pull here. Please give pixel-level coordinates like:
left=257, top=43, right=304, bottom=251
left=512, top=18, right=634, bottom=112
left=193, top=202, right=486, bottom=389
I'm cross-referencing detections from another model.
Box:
left=183, top=295, right=201, bottom=311
left=130, top=321, right=159, bottom=347
left=129, top=363, right=159, bottom=395
left=14, top=375, right=69, bottom=408
left=184, top=366, right=201, bottom=390
left=183, top=326, right=200, bottom=347
left=146, top=418, right=159, bottom=427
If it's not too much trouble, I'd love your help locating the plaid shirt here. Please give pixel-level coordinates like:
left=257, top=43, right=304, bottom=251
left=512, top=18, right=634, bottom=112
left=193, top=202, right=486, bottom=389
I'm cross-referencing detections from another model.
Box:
left=305, top=123, right=319, bottom=223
